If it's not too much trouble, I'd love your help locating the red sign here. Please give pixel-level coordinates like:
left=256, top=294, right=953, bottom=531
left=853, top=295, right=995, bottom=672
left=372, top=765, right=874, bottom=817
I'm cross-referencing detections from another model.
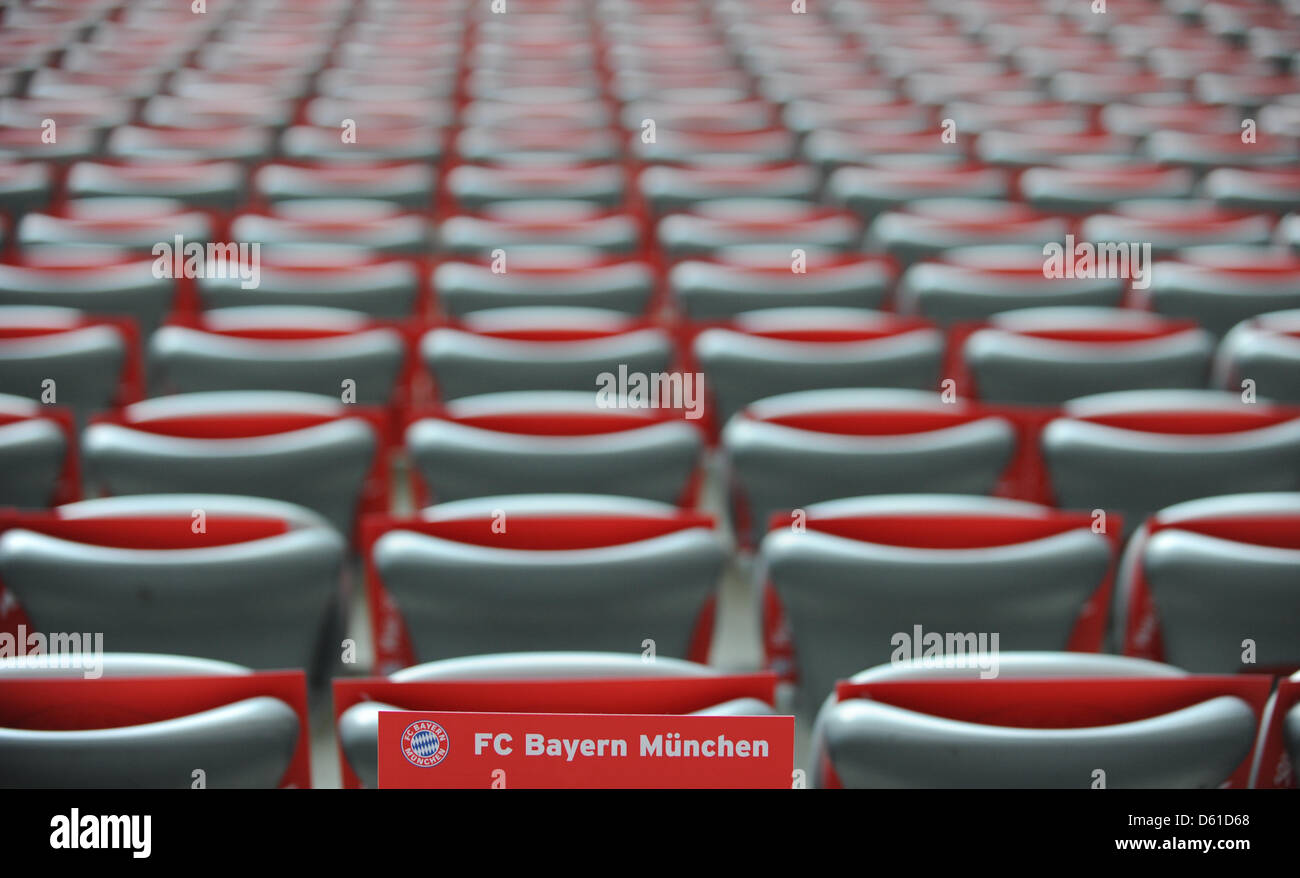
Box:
left=378, top=711, right=795, bottom=789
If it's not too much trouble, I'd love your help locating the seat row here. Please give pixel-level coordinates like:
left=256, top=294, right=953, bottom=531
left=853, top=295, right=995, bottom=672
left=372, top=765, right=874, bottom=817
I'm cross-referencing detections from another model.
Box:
left=2, top=650, right=1297, bottom=788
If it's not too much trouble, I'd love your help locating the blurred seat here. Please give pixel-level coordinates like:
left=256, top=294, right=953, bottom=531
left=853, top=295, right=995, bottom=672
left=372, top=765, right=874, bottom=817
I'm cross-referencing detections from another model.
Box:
left=0, top=494, right=344, bottom=669
left=1214, top=309, right=1300, bottom=402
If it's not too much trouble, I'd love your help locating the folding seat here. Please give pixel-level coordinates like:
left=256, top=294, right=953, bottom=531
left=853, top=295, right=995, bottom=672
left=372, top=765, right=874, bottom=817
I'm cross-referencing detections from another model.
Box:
left=197, top=247, right=420, bottom=317
left=0, top=97, right=130, bottom=153
left=1019, top=164, right=1196, bottom=215
left=759, top=496, right=1119, bottom=710
left=659, top=200, right=862, bottom=261
left=82, top=392, right=386, bottom=537
left=279, top=124, right=445, bottom=164
left=975, top=131, right=1137, bottom=169
left=140, top=94, right=296, bottom=132
left=252, top=163, right=435, bottom=209
left=638, top=163, right=820, bottom=216
left=65, top=161, right=245, bottom=211
left=1049, top=71, right=1188, bottom=106
left=897, top=246, right=1126, bottom=325
left=1042, top=391, right=1300, bottom=534
left=454, top=124, right=621, bottom=165
left=1144, top=130, right=1300, bottom=173
left=1131, top=488, right=1300, bottom=664
left=634, top=128, right=799, bottom=166
left=0, top=494, right=344, bottom=671
left=0, top=254, right=173, bottom=335
left=0, top=393, right=76, bottom=508
left=1214, top=309, right=1300, bottom=402
left=802, top=130, right=968, bottom=172
left=620, top=98, right=778, bottom=136
left=1252, top=668, right=1300, bottom=789
left=1140, top=247, right=1300, bottom=337
left=168, top=67, right=314, bottom=102
left=0, top=125, right=98, bottom=164
left=335, top=651, right=776, bottom=787
left=26, top=68, right=166, bottom=104
left=0, top=306, right=137, bottom=423
left=960, top=308, right=1215, bottom=405
left=723, top=389, right=1021, bottom=546
left=869, top=201, right=1069, bottom=268
left=422, top=308, right=673, bottom=401
left=316, top=67, right=459, bottom=102
left=693, top=309, right=944, bottom=426
left=903, top=70, right=1042, bottom=108
left=828, top=165, right=1011, bottom=222
left=1099, top=101, right=1243, bottom=138
left=406, top=392, right=704, bottom=506
left=810, top=652, right=1266, bottom=788
left=434, top=255, right=653, bottom=316
left=364, top=497, right=725, bottom=672
left=302, top=98, right=456, bottom=133
left=445, top=163, right=626, bottom=210
left=439, top=202, right=640, bottom=258
left=229, top=201, right=432, bottom=255
left=106, top=125, right=274, bottom=164
left=17, top=198, right=212, bottom=256
left=461, top=99, right=609, bottom=131
left=149, top=307, right=407, bottom=405
left=1195, top=72, right=1300, bottom=110
left=0, top=161, right=48, bottom=218
left=782, top=99, right=931, bottom=139
left=1204, top=168, right=1300, bottom=213
left=0, top=653, right=311, bottom=788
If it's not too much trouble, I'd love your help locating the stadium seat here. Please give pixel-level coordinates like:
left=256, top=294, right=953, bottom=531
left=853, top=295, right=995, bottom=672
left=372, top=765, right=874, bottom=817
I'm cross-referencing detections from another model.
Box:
left=693, top=309, right=944, bottom=425
left=0, top=392, right=74, bottom=508
left=0, top=494, right=344, bottom=670
left=960, top=307, right=1214, bottom=404
left=365, top=497, right=725, bottom=670
left=759, top=496, right=1118, bottom=708
left=0, top=653, right=308, bottom=789
left=1214, top=309, right=1300, bottom=402
left=422, top=308, right=673, bottom=400
left=723, top=389, right=1019, bottom=545
left=810, top=653, right=1264, bottom=788
left=82, top=391, right=384, bottom=536
left=1115, top=492, right=1300, bottom=673
left=149, top=307, right=407, bottom=404
left=1043, top=390, right=1300, bottom=532
left=407, top=391, right=703, bottom=505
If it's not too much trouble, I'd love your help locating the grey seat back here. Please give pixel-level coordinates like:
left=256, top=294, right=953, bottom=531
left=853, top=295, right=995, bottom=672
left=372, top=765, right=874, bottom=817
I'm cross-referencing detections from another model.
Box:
left=1117, top=493, right=1300, bottom=673
left=0, top=306, right=126, bottom=422
left=150, top=307, right=405, bottom=403
left=695, top=310, right=944, bottom=425
left=423, top=308, right=672, bottom=400
left=1214, top=309, right=1300, bottom=403
left=966, top=307, right=1214, bottom=404
left=760, top=495, right=1113, bottom=708
left=670, top=255, right=894, bottom=319
left=0, top=261, right=173, bottom=335
left=813, top=652, right=1255, bottom=788
left=0, top=491, right=345, bottom=671
left=434, top=260, right=653, bottom=316
left=0, top=393, right=66, bottom=507
left=1043, top=391, right=1300, bottom=532
left=407, top=391, right=702, bottom=504
left=0, top=494, right=345, bottom=670
left=375, top=520, right=724, bottom=664
left=82, top=391, right=377, bottom=535
left=723, top=389, right=1016, bottom=545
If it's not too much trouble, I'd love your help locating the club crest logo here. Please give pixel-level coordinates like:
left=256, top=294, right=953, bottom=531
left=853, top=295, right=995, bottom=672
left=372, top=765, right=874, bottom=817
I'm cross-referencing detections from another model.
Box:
left=401, top=720, right=450, bottom=767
